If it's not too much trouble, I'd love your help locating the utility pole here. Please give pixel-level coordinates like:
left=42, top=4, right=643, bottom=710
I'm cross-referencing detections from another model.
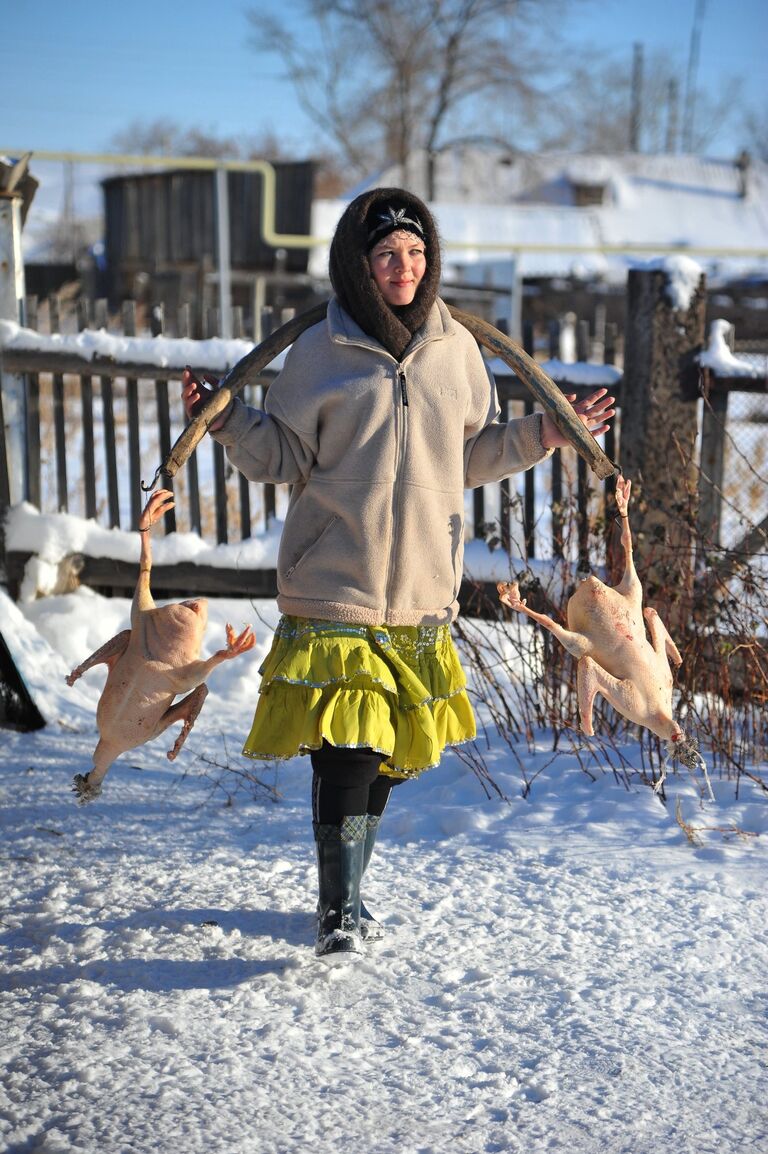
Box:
left=682, top=0, right=706, bottom=152
left=629, top=43, right=644, bottom=152
left=214, top=166, right=232, bottom=340
left=666, top=78, right=680, bottom=154
left=62, top=160, right=75, bottom=262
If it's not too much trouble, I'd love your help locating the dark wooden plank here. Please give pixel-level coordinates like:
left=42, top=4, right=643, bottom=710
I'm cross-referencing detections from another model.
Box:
left=263, top=483, right=277, bottom=528
left=214, top=442, right=228, bottom=544
left=174, top=301, right=203, bottom=536
left=6, top=551, right=277, bottom=598
left=186, top=452, right=203, bottom=537
left=239, top=473, right=252, bottom=539
left=604, top=322, right=617, bottom=365
left=458, top=578, right=508, bottom=619
left=0, top=371, right=8, bottom=506
left=259, top=382, right=277, bottom=528
left=122, top=301, right=142, bottom=531
left=603, top=322, right=618, bottom=468
left=499, top=394, right=511, bottom=555
left=78, top=299, right=97, bottom=519
left=546, top=330, right=564, bottom=559
left=201, top=305, right=229, bottom=545
left=25, top=368, right=41, bottom=510
left=126, top=376, right=141, bottom=528
left=24, top=296, right=38, bottom=329
left=154, top=378, right=176, bottom=534
left=472, top=484, right=485, bottom=542
left=523, top=396, right=535, bottom=559
left=548, top=319, right=560, bottom=359
left=48, top=296, right=69, bottom=512
left=575, top=321, right=591, bottom=570
left=601, top=322, right=619, bottom=561
left=151, top=299, right=177, bottom=535
left=22, top=296, right=41, bottom=510
left=547, top=319, right=563, bottom=559
left=82, top=556, right=278, bottom=596
left=100, top=374, right=121, bottom=528
left=551, top=451, right=563, bottom=558
left=80, top=374, right=97, bottom=520
left=577, top=455, right=589, bottom=570
left=697, top=389, right=729, bottom=547
left=6, top=551, right=505, bottom=619
left=574, top=317, right=590, bottom=362
left=522, top=322, right=537, bottom=559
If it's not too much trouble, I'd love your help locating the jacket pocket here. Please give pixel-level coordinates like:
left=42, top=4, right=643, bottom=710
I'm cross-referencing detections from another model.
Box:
left=283, top=515, right=339, bottom=579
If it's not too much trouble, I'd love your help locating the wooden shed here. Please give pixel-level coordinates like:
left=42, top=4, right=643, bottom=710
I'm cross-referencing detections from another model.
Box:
left=101, top=161, right=316, bottom=318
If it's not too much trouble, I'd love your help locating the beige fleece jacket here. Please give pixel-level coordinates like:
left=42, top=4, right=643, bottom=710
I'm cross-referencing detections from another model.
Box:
left=213, top=297, right=553, bottom=625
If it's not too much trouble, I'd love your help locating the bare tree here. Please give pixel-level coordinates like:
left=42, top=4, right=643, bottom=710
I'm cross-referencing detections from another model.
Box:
left=248, top=0, right=575, bottom=194
left=541, top=46, right=742, bottom=156
left=109, top=119, right=289, bottom=161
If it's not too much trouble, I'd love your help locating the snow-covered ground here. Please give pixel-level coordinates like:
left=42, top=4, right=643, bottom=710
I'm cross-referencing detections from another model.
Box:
left=1, top=582, right=766, bottom=1154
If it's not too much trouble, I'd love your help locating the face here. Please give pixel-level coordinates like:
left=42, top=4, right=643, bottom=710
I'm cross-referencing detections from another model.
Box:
left=368, top=230, right=427, bottom=307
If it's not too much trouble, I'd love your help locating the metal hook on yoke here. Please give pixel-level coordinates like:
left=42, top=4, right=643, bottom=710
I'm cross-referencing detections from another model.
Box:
left=140, top=466, right=165, bottom=493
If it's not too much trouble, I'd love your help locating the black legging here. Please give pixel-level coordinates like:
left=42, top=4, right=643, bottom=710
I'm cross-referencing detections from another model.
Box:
left=310, top=741, right=406, bottom=824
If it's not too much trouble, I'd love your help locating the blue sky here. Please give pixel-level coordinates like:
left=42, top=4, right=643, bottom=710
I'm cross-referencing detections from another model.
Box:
left=4, top=0, right=765, bottom=163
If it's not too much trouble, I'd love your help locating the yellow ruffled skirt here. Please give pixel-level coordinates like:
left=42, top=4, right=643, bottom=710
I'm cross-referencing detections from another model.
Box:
left=242, top=616, right=476, bottom=778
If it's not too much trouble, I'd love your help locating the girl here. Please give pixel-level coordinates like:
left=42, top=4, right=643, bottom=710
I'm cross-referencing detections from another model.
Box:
left=181, top=187, right=614, bottom=958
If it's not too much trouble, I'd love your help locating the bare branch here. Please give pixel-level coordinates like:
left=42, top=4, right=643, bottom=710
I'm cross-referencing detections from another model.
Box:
left=247, top=0, right=574, bottom=181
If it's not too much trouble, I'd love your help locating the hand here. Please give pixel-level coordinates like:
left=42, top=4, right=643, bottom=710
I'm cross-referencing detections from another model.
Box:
left=181, top=366, right=225, bottom=430
left=540, top=388, right=616, bottom=450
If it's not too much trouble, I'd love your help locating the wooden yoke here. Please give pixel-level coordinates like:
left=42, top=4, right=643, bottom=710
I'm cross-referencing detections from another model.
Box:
left=141, top=302, right=328, bottom=491
left=143, top=301, right=617, bottom=490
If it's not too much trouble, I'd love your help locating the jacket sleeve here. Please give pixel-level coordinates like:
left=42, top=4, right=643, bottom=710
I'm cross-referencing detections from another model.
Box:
left=464, top=411, right=554, bottom=487
left=210, top=394, right=317, bottom=485
left=463, top=362, right=554, bottom=488
left=208, top=339, right=319, bottom=484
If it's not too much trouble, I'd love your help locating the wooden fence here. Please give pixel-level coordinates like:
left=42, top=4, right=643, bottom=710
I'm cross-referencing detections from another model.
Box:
left=1, top=292, right=766, bottom=605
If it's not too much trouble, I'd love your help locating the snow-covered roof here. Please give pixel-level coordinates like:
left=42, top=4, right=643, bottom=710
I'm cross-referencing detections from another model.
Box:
left=386, top=149, right=759, bottom=207
left=311, top=150, right=768, bottom=282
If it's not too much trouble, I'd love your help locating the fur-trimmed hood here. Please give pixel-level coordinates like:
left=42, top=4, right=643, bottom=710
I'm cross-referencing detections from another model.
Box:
left=328, top=187, right=442, bottom=360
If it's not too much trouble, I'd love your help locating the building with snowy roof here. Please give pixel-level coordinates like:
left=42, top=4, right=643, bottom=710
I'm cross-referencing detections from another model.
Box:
left=310, top=149, right=768, bottom=337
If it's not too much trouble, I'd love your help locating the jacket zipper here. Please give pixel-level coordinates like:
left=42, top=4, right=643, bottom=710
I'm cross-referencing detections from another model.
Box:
left=385, top=365, right=409, bottom=617
left=398, top=369, right=409, bottom=406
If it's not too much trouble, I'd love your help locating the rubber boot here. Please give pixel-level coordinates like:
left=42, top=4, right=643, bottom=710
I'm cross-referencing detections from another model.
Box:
left=313, top=815, right=366, bottom=957
left=360, top=814, right=385, bottom=942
